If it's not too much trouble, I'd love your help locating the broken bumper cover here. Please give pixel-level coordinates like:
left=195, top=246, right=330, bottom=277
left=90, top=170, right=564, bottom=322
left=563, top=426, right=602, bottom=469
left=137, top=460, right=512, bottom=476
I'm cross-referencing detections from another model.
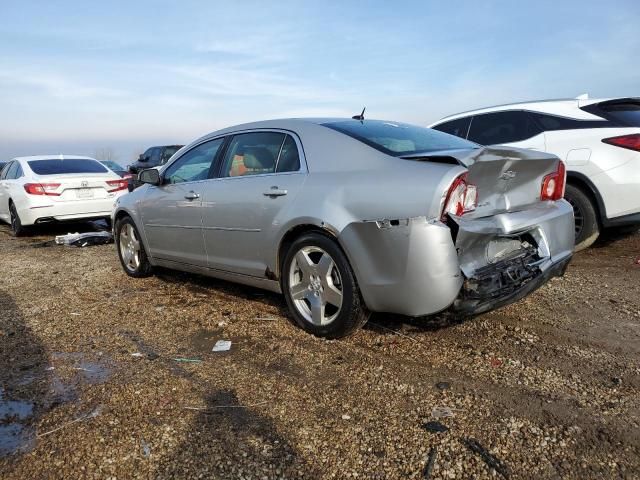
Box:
left=450, top=251, right=572, bottom=316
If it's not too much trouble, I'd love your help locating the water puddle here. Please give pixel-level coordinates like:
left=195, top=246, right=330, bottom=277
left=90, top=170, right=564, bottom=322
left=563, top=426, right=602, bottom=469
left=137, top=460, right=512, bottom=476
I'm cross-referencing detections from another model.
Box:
left=0, top=388, right=36, bottom=457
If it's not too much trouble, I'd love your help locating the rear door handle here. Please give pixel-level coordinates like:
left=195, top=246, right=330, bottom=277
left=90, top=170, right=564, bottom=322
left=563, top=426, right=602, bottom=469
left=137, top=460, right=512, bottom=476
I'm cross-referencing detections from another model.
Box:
left=263, top=186, right=287, bottom=197
left=184, top=191, right=200, bottom=200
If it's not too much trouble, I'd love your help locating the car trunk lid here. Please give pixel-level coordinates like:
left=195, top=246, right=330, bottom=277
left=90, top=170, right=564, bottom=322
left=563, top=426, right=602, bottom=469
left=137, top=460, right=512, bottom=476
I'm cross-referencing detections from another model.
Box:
left=31, top=173, right=122, bottom=202
left=405, top=146, right=561, bottom=217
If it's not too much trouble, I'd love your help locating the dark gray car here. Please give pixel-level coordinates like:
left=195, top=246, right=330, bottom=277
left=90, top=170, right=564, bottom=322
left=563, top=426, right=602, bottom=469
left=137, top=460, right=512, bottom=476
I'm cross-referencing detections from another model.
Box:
left=112, top=119, right=574, bottom=338
left=128, top=145, right=183, bottom=174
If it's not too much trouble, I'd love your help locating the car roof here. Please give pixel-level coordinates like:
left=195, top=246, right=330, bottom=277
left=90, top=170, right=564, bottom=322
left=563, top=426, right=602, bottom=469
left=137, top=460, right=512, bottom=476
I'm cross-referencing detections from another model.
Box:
left=431, top=97, right=623, bottom=125
left=12, top=155, right=99, bottom=162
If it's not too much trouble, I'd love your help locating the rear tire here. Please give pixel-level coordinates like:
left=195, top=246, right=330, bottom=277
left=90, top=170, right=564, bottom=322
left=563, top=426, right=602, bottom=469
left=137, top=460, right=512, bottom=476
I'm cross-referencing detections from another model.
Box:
left=281, top=232, right=369, bottom=339
left=9, top=202, right=27, bottom=237
left=565, top=184, right=599, bottom=251
left=115, top=216, right=153, bottom=277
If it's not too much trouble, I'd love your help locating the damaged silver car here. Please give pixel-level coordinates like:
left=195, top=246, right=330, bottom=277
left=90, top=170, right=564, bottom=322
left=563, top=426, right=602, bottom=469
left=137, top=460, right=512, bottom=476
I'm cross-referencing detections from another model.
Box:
left=113, top=119, right=574, bottom=338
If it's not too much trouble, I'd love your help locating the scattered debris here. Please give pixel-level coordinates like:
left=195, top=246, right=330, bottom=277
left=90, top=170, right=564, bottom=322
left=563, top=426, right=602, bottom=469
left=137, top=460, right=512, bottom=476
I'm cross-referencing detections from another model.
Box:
left=635, top=257, right=640, bottom=265
left=422, top=421, right=449, bottom=433
left=254, top=316, right=278, bottom=321
left=70, top=313, right=81, bottom=316
left=172, top=358, right=203, bottom=363
left=423, top=447, right=437, bottom=478
left=431, top=406, right=456, bottom=419
left=612, top=377, right=622, bottom=386
left=435, top=381, right=450, bottom=390
left=130, top=352, right=145, bottom=358
left=489, top=358, right=503, bottom=368
left=141, top=439, right=151, bottom=458
left=463, top=438, right=510, bottom=478
left=55, top=231, right=113, bottom=247
left=212, top=340, right=232, bottom=352
left=37, top=405, right=103, bottom=438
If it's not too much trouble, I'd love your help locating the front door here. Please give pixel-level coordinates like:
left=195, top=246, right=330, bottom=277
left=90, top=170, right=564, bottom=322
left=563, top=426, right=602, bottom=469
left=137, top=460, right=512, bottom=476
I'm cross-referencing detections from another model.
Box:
left=138, top=138, right=224, bottom=266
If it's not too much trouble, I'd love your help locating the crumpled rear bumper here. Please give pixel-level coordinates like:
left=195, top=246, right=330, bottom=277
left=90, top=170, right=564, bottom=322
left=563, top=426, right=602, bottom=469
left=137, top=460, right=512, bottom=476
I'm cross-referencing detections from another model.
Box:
left=450, top=252, right=572, bottom=316
left=340, top=200, right=574, bottom=318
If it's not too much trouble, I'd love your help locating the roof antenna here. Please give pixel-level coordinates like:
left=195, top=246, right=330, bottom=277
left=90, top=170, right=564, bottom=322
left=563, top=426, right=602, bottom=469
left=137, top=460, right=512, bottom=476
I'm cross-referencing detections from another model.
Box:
left=352, top=107, right=366, bottom=121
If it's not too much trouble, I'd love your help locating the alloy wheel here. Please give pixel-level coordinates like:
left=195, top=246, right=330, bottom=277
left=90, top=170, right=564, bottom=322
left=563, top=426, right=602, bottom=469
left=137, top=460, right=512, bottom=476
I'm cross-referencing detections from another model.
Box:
left=119, top=223, right=141, bottom=272
left=567, top=197, right=584, bottom=239
left=288, top=246, right=343, bottom=326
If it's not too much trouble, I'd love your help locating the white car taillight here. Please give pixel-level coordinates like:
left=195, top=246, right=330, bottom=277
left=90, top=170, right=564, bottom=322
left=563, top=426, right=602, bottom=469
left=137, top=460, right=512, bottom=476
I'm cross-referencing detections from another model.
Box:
left=540, top=160, right=566, bottom=201
left=106, top=179, right=129, bottom=192
left=441, top=173, right=477, bottom=220
left=23, top=183, right=61, bottom=196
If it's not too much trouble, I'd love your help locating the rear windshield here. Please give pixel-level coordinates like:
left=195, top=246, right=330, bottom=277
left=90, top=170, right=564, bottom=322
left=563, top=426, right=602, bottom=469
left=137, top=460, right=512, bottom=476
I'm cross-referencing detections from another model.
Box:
left=28, top=159, right=108, bottom=175
left=598, top=102, right=640, bottom=127
left=100, top=160, right=125, bottom=171
left=323, top=120, right=477, bottom=156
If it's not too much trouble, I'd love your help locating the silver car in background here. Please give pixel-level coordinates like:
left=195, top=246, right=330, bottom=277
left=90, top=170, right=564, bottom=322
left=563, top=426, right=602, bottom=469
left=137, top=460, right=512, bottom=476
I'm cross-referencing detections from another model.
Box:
left=112, top=119, right=574, bottom=338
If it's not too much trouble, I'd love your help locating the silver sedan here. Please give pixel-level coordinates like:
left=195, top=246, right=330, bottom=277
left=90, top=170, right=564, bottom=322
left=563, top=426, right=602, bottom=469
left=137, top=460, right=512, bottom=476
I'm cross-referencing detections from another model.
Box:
left=113, top=118, right=574, bottom=338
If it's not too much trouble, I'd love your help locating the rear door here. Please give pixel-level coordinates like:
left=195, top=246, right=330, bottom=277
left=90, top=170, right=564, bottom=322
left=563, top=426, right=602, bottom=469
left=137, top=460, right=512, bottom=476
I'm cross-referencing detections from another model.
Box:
left=468, top=111, right=546, bottom=151
left=138, top=138, right=224, bottom=266
left=202, top=131, right=306, bottom=277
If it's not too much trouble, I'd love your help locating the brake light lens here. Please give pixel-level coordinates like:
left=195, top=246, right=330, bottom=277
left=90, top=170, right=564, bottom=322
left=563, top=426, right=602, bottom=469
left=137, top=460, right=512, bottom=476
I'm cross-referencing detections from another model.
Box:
left=441, top=173, right=477, bottom=220
left=541, top=161, right=566, bottom=201
left=106, top=179, right=128, bottom=192
left=23, top=183, right=61, bottom=196
left=602, top=134, right=640, bottom=152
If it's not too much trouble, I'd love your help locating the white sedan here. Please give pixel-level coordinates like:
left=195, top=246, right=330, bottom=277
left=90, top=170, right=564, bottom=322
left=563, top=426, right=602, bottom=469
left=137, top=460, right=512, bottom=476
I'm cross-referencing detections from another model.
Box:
left=0, top=155, right=129, bottom=236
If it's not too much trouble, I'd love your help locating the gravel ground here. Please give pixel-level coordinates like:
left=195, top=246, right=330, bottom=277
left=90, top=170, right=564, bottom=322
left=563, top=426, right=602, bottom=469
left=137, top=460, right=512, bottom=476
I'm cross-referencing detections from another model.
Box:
left=0, top=222, right=639, bottom=479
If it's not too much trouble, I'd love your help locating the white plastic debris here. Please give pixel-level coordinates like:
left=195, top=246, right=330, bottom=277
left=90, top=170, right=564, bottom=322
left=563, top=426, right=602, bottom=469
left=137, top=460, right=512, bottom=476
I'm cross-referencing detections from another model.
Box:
left=130, top=352, right=145, bottom=357
left=212, top=340, right=232, bottom=352
left=341, top=414, right=351, bottom=420
left=431, top=406, right=456, bottom=419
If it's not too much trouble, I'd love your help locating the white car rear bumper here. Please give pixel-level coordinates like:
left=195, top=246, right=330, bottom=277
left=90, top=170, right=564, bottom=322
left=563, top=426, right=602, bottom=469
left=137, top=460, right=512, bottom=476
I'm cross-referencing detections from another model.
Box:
left=17, top=196, right=121, bottom=225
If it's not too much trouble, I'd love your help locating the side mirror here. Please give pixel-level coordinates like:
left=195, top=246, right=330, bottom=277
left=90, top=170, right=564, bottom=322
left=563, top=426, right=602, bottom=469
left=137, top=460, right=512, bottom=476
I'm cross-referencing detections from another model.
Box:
left=138, top=168, right=161, bottom=186
left=139, top=154, right=149, bottom=162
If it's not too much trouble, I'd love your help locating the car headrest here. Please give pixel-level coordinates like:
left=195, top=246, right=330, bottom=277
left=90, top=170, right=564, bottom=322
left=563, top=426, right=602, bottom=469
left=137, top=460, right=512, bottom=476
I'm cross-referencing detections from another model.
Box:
left=243, top=147, right=275, bottom=170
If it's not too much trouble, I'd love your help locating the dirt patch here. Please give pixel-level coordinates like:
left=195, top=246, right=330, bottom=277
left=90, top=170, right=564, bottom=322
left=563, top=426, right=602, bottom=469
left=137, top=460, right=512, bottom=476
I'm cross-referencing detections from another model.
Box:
left=0, top=223, right=639, bottom=479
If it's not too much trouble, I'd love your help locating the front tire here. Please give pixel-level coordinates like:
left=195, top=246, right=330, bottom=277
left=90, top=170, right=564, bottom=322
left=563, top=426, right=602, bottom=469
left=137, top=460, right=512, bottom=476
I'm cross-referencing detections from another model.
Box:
left=282, top=232, right=369, bottom=339
left=115, top=216, right=153, bottom=277
left=564, top=184, right=599, bottom=251
left=9, top=202, right=27, bottom=237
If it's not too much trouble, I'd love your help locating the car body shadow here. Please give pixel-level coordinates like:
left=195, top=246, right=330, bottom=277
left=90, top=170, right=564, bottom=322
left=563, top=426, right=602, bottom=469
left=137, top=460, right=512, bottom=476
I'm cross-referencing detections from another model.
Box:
left=154, top=390, right=316, bottom=479
left=0, top=292, right=48, bottom=463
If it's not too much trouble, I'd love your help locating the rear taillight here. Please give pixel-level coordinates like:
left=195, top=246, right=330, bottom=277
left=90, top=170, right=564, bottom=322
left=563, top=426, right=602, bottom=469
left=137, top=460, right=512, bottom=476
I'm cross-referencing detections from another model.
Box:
left=106, top=179, right=128, bottom=192
left=541, top=160, right=566, bottom=201
left=23, top=183, right=61, bottom=196
left=441, top=173, right=477, bottom=220
left=602, top=134, right=640, bottom=152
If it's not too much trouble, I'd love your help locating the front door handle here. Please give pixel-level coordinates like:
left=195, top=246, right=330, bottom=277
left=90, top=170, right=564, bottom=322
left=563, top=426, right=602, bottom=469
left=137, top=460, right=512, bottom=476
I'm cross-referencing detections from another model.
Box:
left=263, top=186, right=288, bottom=197
left=184, top=191, right=200, bottom=200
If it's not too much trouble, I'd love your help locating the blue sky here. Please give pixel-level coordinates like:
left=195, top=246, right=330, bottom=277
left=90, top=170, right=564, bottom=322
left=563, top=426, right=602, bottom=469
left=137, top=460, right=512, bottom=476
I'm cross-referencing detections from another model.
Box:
left=1, top=0, right=638, bottom=164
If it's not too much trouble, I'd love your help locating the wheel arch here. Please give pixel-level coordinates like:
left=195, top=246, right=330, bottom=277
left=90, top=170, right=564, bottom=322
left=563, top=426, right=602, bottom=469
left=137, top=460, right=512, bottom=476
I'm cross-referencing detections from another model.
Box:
left=276, top=223, right=340, bottom=279
left=566, top=172, right=607, bottom=226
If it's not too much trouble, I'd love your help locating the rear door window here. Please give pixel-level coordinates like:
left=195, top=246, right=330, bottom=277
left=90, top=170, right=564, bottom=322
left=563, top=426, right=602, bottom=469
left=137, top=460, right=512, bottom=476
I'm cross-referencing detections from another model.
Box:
left=28, top=159, right=108, bottom=175
left=467, top=111, right=542, bottom=145
left=220, top=132, right=286, bottom=177
left=432, top=117, right=471, bottom=139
